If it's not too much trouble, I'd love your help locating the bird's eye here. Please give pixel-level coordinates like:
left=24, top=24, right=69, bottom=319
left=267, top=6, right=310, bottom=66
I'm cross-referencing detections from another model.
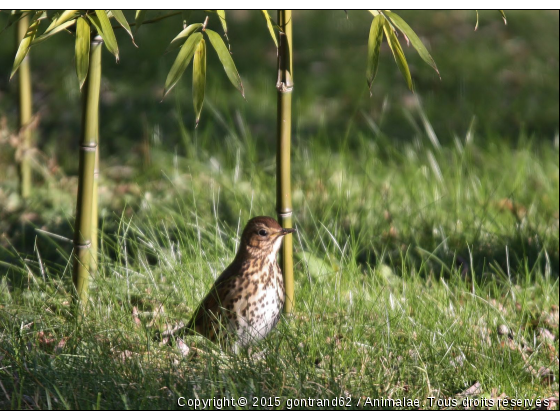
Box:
left=258, top=229, right=268, bottom=237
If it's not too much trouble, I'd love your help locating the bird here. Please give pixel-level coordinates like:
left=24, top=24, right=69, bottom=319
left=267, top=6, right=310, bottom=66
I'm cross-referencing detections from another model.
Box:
left=182, top=216, right=295, bottom=352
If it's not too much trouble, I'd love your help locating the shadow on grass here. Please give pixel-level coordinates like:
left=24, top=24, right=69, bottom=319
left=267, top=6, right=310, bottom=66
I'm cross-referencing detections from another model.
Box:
left=2, top=207, right=557, bottom=297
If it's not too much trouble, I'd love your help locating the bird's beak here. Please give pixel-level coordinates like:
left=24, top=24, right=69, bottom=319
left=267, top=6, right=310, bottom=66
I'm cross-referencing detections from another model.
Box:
left=281, top=227, right=296, bottom=235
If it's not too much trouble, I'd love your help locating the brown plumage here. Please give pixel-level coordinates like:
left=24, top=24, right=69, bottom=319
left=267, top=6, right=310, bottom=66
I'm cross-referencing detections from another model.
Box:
left=185, top=216, right=295, bottom=351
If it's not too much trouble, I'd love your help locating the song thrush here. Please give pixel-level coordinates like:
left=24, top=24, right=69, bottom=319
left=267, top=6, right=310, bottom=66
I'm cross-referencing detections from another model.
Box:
left=184, top=216, right=295, bottom=351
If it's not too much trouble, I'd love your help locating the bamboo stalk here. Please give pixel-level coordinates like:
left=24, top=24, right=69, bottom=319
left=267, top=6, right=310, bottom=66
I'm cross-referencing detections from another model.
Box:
left=276, top=10, right=295, bottom=314
left=16, top=15, right=33, bottom=199
left=73, top=35, right=102, bottom=310
left=90, top=119, right=99, bottom=273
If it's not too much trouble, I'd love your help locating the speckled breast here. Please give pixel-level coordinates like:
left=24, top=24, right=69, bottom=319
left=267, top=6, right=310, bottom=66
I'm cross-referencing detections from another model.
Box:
left=234, top=261, right=285, bottom=347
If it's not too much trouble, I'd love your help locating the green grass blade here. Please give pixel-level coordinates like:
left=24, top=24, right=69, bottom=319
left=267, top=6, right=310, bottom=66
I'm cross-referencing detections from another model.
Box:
left=193, top=39, right=206, bottom=126
left=261, top=10, right=278, bottom=48
left=134, top=10, right=146, bottom=34
left=205, top=29, right=244, bottom=97
left=385, top=11, right=440, bottom=77
left=366, top=14, right=384, bottom=94
left=111, top=10, right=137, bottom=47
left=94, top=10, right=119, bottom=61
left=76, top=17, right=90, bottom=90
left=383, top=20, right=413, bottom=91
left=10, top=11, right=42, bottom=80
left=53, top=385, right=71, bottom=410
left=167, top=23, right=202, bottom=52
left=163, top=32, right=202, bottom=98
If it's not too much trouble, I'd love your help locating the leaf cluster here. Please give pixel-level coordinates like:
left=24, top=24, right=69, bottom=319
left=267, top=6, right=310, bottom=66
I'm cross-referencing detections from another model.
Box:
left=2, top=10, right=507, bottom=124
left=366, top=10, right=440, bottom=95
left=163, top=11, right=243, bottom=125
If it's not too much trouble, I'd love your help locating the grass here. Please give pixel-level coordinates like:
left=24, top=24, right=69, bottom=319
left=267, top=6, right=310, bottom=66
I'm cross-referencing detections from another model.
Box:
left=0, top=110, right=558, bottom=408
left=0, top=9, right=558, bottom=411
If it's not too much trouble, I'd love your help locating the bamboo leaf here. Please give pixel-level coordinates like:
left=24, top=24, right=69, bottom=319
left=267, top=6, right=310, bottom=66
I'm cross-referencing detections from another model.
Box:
left=43, top=10, right=78, bottom=34
left=216, top=10, right=230, bottom=50
left=75, top=17, right=90, bottom=90
left=111, top=10, right=137, bottom=47
left=134, top=10, right=146, bottom=33
left=32, top=18, right=76, bottom=45
left=163, top=32, right=202, bottom=98
left=10, top=12, right=42, bottom=80
left=385, top=11, right=439, bottom=77
left=205, top=29, right=244, bottom=97
left=377, top=10, right=398, bottom=33
left=366, top=14, right=384, bottom=94
left=86, top=15, right=104, bottom=39
left=499, top=10, right=507, bottom=25
left=383, top=20, right=413, bottom=91
left=94, top=10, right=119, bottom=61
left=193, top=39, right=206, bottom=126
left=261, top=10, right=278, bottom=48
left=1, top=10, right=25, bottom=32
left=216, top=10, right=227, bottom=36
left=167, top=23, right=202, bottom=52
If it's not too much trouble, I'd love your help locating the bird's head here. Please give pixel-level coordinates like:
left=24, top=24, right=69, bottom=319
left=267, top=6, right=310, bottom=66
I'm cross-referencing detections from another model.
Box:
left=239, top=216, right=295, bottom=259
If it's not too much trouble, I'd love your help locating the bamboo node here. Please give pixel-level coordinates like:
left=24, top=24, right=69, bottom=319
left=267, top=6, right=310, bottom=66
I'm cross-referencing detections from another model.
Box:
left=277, top=211, right=293, bottom=218
left=80, top=145, right=97, bottom=152
left=92, top=35, right=103, bottom=45
left=74, top=240, right=92, bottom=249
left=276, top=82, right=294, bottom=93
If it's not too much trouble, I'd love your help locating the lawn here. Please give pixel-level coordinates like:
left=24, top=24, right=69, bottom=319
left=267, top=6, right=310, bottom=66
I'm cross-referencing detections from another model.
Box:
left=0, top=10, right=558, bottom=410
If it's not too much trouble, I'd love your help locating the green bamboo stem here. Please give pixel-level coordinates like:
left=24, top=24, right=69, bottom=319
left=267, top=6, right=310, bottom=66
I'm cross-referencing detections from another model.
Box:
left=73, top=35, right=102, bottom=310
left=16, top=14, right=33, bottom=199
left=276, top=10, right=295, bottom=314
left=91, top=120, right=99, bottom=273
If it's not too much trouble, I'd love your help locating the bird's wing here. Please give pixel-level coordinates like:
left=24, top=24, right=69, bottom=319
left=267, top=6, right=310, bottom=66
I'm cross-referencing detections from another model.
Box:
left=186, top=274, right=244, bottom=338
